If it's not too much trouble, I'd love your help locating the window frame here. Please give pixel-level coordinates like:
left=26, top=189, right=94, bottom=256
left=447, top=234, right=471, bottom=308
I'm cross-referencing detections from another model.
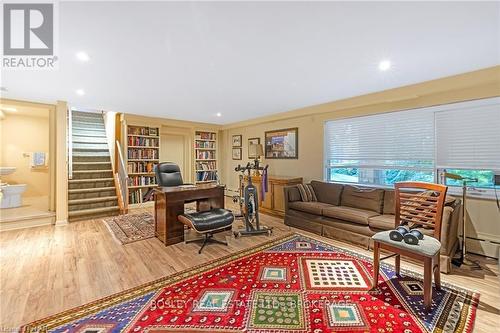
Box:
left=323, top=98, right=500, bottom=200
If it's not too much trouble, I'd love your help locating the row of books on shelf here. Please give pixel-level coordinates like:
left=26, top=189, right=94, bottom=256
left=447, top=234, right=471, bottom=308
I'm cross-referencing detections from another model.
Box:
left=196, top=171, right=218, bottom=182
left=128, top=176, right=157, bottom=187
left=195, top=141, right=216, bottom=149
left=128, top=148, right=158, bottom=160
left=195, top=132, right=216, bottom=140
left=196, top=161, right=216, bottom=170
left=129, top=188, right=155, bottom=204
left=128, top=136, right=159, bottom=147
left=128, top=127, right=158, bottom=136
left=127, top=161, right=156, bottom=174
left=196, top=151, right=215, bottom=160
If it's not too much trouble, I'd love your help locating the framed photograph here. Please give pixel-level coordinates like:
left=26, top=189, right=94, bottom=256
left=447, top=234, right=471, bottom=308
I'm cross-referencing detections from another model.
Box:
left=265, top=128, right=298, bottom=159
left=232, top=148, right=242, bottom=160
left=248, top=137, right=260, bottom=153
left=232, top=135, right=242, bottom=147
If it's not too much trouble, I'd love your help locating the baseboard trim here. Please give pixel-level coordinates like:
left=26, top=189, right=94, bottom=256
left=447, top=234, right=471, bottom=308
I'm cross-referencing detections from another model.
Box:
left=0, top=214, right=55, bottom=232
left=55, top=219, right=68, bottom=226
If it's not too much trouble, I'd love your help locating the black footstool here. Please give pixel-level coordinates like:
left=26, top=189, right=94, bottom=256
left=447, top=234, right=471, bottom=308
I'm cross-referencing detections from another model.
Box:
left=178, top=208, right=234, bottom=254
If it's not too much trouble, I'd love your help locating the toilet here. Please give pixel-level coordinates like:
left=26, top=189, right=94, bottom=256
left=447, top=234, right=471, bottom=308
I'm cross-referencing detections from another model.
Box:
left=0, top=184, right=28, bottom=208
left=0, top=167, right=28, bottom=209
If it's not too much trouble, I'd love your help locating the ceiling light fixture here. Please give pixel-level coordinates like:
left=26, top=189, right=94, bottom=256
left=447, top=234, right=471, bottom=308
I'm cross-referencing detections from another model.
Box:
left=76, top=51, right=90, bottom=62
left=75, top=89, right=85, bottom=96
left=378, top=60, right=392, bottom=71
left=216, top=112, right=222, bottom=117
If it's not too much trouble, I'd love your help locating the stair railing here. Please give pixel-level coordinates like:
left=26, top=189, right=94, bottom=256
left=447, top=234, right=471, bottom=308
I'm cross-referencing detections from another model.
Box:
left=67, top=107, right=73, bottom=179
left=115, top=140, right=129, bottom=214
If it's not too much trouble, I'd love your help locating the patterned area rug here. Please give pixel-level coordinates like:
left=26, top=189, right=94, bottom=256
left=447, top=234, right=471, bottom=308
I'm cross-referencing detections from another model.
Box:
left=21, top=233, right=479, bottom=332
left=103, top=213, right=155, bottom=244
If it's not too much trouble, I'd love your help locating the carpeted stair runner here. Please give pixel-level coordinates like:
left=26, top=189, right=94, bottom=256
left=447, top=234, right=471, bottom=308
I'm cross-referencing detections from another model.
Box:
left=69, top=111, right=120, bottom=221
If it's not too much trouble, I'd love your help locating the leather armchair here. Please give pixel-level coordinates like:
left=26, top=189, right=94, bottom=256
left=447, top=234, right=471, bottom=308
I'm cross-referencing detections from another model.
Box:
left=154, top=162, right=185, bottom=187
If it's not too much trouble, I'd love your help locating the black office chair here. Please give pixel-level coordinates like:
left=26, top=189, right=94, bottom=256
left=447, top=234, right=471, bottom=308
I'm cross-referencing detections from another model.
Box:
left=154, top=162, right=185, bottom=187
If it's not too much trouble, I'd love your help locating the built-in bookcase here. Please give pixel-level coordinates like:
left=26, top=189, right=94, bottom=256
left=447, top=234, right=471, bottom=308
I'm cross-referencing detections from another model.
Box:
left=194, top=131, right=218, bottom=184
left=127, top=125, right=160, bottom=204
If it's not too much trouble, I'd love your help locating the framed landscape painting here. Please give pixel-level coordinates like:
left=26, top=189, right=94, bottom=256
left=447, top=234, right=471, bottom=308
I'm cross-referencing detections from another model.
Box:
left=264, top=128, right=298, bottom=159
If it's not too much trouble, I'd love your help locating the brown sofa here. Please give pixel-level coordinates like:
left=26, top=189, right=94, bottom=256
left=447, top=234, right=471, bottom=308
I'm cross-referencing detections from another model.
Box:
left=284, top=181, right=461, bottom=273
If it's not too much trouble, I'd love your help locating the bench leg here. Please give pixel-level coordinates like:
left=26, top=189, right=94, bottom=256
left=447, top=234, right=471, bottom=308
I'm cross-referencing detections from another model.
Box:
left=372, top=242, right=380, bottom=290
left=434, top=253, right=441, bottom=291
left=395, top=254, right=401, bottom=276
left=424, top=257, right=433, bottom=312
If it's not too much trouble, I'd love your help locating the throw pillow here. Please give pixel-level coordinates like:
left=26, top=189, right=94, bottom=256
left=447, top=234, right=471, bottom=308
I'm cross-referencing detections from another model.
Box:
left=297, top=183, right=317, bottom=202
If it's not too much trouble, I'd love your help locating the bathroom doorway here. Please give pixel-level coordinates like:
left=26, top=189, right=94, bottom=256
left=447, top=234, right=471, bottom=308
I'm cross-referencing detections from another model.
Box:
left=0, top=100, right=56, bottom=230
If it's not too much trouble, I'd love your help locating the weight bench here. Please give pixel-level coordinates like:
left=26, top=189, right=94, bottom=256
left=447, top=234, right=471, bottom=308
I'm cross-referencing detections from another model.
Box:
left=178, top=208, right=234, bottom=254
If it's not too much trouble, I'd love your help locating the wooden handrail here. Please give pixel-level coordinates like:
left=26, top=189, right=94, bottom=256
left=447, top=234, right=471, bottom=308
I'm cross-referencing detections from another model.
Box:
left=67, top=108, right=73, bottom=179
left=115, top=140, right=129, bottom=214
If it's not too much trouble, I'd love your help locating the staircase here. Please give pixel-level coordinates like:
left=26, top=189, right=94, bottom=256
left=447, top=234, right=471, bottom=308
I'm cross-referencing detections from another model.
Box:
left=68, top=111, right=120, bottom=221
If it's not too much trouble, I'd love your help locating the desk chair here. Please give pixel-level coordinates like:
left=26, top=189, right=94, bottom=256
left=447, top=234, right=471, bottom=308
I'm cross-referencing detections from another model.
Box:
left=371, top=182, right=448, bottom=312
left=155, top=162, right=185, bottom=187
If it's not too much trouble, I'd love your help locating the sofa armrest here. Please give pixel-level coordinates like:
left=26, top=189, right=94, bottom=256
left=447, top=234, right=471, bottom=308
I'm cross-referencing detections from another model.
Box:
left=283, top=185, right=301, bottom=213
left=440, top=198, right=462, bottom=256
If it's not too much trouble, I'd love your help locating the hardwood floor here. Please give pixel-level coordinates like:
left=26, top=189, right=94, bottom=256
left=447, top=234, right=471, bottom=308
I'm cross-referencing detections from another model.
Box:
left=1, top=202, right=498, bottom=331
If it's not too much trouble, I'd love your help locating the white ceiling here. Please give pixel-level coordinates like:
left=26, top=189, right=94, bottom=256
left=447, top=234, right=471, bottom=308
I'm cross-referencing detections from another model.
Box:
left=1, top=1, right=499, bottom=124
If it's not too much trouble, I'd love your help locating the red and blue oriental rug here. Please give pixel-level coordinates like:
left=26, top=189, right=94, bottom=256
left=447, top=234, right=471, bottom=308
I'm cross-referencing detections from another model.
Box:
left=22, top=233, right=479, bottom=333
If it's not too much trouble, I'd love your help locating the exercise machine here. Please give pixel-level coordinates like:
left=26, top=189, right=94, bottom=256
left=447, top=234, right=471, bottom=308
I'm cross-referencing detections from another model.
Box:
left=233, top=162, right=273, bottom=237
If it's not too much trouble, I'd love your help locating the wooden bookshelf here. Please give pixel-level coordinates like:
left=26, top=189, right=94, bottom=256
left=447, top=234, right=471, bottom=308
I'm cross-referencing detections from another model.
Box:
left=126, top=125, right=160, bottom=204
left=194, top=131, right=218, bottom=184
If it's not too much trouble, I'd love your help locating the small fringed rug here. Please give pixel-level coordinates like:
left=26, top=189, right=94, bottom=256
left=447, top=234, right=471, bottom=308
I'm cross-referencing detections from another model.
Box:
left=103, top=212, right=155, bottom=244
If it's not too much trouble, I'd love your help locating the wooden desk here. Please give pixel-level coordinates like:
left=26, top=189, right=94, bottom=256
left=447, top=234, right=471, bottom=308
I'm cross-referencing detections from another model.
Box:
left=154, top=184, right=225, bottom=245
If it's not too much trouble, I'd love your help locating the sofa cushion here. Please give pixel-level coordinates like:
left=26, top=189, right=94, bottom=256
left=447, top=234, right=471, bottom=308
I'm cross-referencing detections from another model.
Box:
left=368, top=214, right=396, bottom=230
left=322, top=206, right=379, bottom=225
left=289, top=201, right=334, bottom=215
left=297, top=183, right=317, bottom=202
left=341, top=185, right=385, bottom=213
left=310, top=181, right=343, bottom=206
left=383, top=190, right=395, bottom=214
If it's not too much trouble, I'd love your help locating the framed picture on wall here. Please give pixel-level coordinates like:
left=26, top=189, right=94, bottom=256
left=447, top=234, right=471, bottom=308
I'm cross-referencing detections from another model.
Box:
left=248, top=137, right=260, bottom=155
left=232, top=148, right=242, bottom=160
left=232, top=135, right=242, bottom=147
left=265, top=128, right=298, bottom=159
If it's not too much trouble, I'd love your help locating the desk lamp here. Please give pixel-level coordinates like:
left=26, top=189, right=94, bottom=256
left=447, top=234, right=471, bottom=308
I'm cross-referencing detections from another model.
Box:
left=249, top=144, right=264, bottom=175
left=444, top=172, right=481, bottom=270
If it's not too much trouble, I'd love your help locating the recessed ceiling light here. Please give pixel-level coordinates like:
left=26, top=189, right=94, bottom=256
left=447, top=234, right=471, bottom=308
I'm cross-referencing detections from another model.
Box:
left=76, top=51, right=90, bottom=62
left=75, top=89, right=85, bottom=96
left=216, top=112, right=222, bottom=117
left=378, top=60, right=391, bottom=71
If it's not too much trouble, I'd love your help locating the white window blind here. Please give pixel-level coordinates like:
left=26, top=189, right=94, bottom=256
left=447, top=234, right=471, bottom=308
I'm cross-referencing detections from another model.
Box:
left=325, top=109, right=435, bottom=170
left=435, top=99, right=500, bottom=171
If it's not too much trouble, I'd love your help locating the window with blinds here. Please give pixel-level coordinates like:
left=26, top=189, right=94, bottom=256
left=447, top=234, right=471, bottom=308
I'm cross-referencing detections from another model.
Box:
left=324, top=97, right=500, bottom=189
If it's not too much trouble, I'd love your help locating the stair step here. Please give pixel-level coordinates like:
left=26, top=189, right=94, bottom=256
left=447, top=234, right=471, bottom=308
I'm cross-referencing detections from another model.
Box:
left=73, top=151, right=110, bottom=157
left=72, top=130, right=106, bottom=137
left=68, top=186, right=116, bottom=194
left=73, top=144, right=109, bottom=151
left=73, top=169, right=113, bottom=174
left=73, top=162, right=112, bottom=166
left=69, top=177, right=114, bottom=183
left=72, top=111, right=102, bottom=118
left=72, top=136, right=107, bottom=144
left=68, top=206, right=120, bottom=217
left=69, top=196, right=117, bottom=205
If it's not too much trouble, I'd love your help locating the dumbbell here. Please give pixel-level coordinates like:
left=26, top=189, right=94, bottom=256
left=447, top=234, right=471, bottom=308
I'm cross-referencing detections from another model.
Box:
left=403, top=229, right=424, bottom=245
left=389, top=226, right=410, bottom=242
